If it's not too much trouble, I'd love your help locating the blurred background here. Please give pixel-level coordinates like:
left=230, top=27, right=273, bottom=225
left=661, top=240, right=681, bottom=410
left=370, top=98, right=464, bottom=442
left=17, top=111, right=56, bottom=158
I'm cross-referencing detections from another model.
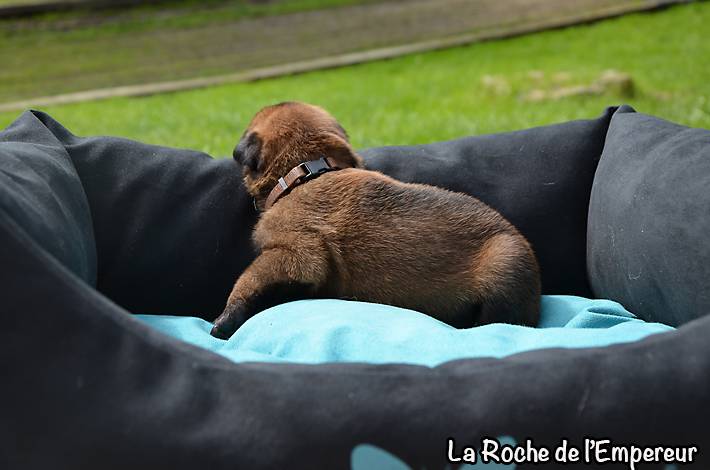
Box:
left=0, top=0, right=707, bottom=155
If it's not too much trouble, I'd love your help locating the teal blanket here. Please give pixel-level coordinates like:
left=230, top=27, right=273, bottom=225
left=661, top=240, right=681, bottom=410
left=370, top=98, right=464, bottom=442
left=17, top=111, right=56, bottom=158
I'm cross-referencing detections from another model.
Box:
left=136, top=296, right=673, bottom=367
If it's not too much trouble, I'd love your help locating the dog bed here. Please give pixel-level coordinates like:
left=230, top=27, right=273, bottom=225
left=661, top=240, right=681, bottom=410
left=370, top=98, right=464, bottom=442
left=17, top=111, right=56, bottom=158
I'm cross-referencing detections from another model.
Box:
left=1, top=106, right=709, bottom=469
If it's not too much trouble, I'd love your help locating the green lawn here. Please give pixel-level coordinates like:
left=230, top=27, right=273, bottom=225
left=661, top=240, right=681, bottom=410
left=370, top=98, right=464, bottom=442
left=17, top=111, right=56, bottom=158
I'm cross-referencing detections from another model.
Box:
left=0, top=0, right=376, bottom=29
left=0, top=0, right=383, bottom=102
left=0, top=0, right=53, bottom=4
left=1, top=2, right=708, bottom=156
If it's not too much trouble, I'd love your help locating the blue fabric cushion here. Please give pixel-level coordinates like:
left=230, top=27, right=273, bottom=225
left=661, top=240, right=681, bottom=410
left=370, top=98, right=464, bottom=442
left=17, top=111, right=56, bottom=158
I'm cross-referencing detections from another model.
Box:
left=136, top=295, right=673, bottom=367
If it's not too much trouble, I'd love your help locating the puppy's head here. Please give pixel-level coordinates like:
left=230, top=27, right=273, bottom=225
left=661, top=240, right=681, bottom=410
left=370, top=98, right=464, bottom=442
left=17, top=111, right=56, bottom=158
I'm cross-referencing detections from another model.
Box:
left=233, top=102, right=363, bottom=209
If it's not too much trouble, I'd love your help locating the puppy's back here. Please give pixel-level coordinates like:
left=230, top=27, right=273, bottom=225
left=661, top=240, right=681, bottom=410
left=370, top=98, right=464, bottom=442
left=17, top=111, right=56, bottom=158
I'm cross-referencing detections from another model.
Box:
left=256, top=168, right=540, bottom=327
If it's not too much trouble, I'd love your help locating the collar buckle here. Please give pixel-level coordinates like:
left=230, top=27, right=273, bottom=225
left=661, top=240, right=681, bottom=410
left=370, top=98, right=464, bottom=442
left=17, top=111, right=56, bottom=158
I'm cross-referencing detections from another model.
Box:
left=298, top=157, right=332, bottom=181
left=264, top=156, right=341, bottom=210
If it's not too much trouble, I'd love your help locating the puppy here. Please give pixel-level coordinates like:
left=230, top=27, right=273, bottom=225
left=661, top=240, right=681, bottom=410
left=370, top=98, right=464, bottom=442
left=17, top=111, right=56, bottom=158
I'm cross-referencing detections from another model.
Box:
left=211, top=102, right=540, bottom=339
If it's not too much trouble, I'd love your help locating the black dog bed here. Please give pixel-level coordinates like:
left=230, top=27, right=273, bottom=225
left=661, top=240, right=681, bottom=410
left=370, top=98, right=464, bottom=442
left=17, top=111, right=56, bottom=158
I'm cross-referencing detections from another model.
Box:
left=1, top=106, right=708, bottom=469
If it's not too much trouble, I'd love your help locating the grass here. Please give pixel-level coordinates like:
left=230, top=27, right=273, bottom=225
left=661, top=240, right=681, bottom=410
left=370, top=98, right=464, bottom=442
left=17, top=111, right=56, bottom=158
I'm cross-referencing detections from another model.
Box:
left=0, top=0, right=377, bottom=29
left=0, top=0, right=648, bottom=104
left=0, top=0, right=381, bottom=102
left=1, top=2, right=708, bottom=156
left=0, top=0, right=52, bottom=4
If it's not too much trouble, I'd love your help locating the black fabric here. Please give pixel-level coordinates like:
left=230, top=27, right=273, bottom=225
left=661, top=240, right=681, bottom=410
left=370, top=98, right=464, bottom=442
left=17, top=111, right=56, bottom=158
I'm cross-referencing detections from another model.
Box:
left=2, top=211, right=709, bottom=469
left=17, top=107, right=616, bottom=316
left=2, top=108, right=709, bottom=469
left=0, top=112, right=95, bottom=284
left=31, top=111, right=257, bottom=318
left=588, top=107, right=710, bottom=327
left=362, top=108, right=616, bottom=297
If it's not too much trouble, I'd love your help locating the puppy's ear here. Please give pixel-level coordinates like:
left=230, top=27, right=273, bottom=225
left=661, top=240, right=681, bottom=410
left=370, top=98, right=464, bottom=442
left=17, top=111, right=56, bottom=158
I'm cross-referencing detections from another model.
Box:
left=322, top=132, right=364, bottom=169
left=233, top=132, right=263, bottom=172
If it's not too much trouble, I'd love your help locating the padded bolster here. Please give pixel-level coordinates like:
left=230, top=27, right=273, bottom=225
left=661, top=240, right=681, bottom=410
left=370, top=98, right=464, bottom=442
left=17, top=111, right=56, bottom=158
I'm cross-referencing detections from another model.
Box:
left=0, top=111, right=96, bottom=285
left=588, top=106, right=710, bottom=326
left=19, top=107, right=617, bottom=316
left=362, top=107, right=618, bottom=297
left=31, top=111, right=257, bottom=318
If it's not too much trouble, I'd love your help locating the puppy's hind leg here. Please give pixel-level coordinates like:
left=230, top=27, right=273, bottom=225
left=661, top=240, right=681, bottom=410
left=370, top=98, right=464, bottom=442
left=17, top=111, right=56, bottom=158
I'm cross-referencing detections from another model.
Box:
left=211, top=241, right=329, bottom=339
left=470, top=233, right=541, bottom=327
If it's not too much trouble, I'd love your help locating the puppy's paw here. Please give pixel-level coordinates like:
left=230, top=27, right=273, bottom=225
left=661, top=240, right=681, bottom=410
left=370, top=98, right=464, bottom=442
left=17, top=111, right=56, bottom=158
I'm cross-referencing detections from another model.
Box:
left=210, top=303, right=248, bottom=339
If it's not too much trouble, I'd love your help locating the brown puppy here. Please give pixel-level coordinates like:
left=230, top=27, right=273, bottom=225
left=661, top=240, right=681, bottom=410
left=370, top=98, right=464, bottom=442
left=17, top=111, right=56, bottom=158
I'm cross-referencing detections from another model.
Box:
left=211, top=102, right=540, bottom=338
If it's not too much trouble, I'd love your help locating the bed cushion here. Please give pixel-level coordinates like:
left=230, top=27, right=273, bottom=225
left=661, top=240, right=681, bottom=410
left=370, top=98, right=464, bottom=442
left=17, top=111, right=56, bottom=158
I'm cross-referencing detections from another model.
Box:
left=0, top=111, right=96, bottom=284
left=588, top=107, right=710, bottom=326
left=21, top=106, right=616, bottom=316
left=24, top=108, right=616, bottom=318
left=30, top=111, right=257, bottom=318
left=137, top=296, right=673, bottom=366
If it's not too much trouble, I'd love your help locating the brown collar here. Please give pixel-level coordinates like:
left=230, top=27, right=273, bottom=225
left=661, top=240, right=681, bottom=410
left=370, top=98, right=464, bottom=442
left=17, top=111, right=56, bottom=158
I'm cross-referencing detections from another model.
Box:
left=264, top=156, right=341, bottom=210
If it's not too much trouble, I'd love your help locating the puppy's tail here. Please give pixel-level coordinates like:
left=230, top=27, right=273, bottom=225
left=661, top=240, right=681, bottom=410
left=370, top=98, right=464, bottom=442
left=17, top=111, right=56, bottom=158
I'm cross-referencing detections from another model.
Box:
left=470, top=232, right=541, bottom=327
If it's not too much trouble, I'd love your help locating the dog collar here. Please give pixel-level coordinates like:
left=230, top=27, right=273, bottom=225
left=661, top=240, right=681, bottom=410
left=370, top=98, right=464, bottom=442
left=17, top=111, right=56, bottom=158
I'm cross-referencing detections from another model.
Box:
left=264, top=156, right=341, bottom=210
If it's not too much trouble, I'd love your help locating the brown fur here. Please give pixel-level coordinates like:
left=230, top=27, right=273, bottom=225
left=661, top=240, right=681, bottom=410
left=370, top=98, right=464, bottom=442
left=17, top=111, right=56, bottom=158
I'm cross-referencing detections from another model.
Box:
left=211, top=102, right=541, bottom=338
